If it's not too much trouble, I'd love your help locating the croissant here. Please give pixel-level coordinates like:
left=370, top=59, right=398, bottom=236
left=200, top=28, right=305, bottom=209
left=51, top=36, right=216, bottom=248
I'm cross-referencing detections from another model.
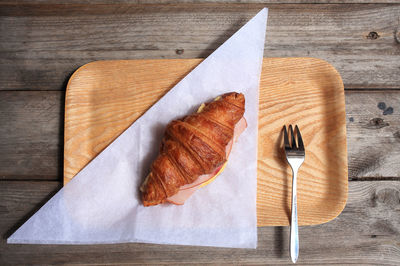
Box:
left=140, top=92, right=246, bottom=206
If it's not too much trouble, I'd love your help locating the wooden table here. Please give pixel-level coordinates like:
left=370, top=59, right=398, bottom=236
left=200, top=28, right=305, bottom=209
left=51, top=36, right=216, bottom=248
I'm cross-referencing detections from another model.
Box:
left=1, top=2, right=399, bottom=265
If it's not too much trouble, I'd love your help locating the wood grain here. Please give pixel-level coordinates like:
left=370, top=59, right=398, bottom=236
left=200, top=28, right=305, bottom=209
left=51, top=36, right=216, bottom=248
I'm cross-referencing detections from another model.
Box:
left=1, top=90, right=399, bottom=181
left=3, top=1, right=400, bottom=4
left=1, top=180, right=399, bottom=265
left=257, top=58, right=347, bottom=226
left=64, top=59, right=200, bottom=183
left=63, top=58, right=347, bottom=226
left=346, top=91, right=400, bottom=180
left=1, top=4, right=399, bottom=90
left=0, top=91, right=63, bottom=180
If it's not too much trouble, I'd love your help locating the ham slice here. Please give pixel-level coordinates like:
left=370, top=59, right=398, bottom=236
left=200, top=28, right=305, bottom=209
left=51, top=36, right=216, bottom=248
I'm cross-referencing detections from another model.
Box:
left=167, top=116, right=247, bottom=205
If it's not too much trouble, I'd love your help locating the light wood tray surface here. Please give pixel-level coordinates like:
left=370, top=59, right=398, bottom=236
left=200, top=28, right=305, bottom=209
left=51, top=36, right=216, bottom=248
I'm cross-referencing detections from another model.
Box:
left=64, top=58, right=348, bottom=227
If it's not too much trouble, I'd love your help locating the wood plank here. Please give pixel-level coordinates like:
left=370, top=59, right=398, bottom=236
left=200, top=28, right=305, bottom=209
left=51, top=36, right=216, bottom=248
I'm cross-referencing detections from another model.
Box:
left=346, top=91, right=400, bottom=179
left=3, top=1, right=400, bottom=4
left=1, top=90, right=399, bottom=181
left=1, top=4, right=399, bottom=90
left=0, top=91, right=63, bottom=181
left=0, top=180, right=399, bottom=264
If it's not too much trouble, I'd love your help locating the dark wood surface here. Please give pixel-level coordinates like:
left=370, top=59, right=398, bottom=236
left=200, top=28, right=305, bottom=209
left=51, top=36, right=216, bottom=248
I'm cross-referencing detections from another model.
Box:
left=0, top=2, right=399, bottom=265
left=1, top=3, right=400, bottom=90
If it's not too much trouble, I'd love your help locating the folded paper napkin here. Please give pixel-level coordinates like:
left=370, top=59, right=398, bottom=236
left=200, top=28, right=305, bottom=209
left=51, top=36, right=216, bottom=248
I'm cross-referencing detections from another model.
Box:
left=8, top=8, right=268, bottom=248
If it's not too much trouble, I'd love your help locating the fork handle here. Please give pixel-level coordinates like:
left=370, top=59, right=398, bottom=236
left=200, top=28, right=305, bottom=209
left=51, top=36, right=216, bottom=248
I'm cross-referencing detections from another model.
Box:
left=290, top=168, right=299, bottom=263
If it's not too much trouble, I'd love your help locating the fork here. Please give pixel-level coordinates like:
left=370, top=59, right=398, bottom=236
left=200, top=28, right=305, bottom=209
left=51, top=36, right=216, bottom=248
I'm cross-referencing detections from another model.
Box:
left=283, top=125, right=305, bottom=264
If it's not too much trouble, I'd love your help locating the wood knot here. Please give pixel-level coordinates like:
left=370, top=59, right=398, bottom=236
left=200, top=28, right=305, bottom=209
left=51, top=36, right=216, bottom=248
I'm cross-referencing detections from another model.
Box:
left=373, top=187, right=400, bottom=208
left=175, top=49, right=184, bottom=55
left=363, top=118, right=389, bottom=129
left=367, top=31, right=379, bottom=40
left=395, top=29, right=400, bottom=44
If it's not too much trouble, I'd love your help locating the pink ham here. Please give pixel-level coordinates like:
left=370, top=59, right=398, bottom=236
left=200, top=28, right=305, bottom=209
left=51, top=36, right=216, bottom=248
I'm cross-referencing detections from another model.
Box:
left=167, top=117, right=247, bottom=205
left=166, top=165, right=223, bottom=205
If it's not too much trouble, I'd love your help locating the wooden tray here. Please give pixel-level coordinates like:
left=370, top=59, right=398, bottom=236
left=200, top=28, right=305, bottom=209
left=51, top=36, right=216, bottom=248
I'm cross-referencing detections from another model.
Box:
left=64, top=58, right=348, bottom=227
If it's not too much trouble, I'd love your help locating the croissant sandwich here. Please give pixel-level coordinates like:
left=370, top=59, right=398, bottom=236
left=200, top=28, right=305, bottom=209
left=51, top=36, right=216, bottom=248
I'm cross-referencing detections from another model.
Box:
left=140, top=92, right=247, bottom=206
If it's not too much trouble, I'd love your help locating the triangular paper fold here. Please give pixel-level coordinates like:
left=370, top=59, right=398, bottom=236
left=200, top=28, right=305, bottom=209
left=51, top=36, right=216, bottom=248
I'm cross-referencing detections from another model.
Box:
left=8, top=8, right=268, bottom=248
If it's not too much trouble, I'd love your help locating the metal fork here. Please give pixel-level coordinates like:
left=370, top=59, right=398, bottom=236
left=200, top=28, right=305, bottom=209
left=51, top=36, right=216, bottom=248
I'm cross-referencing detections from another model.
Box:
left=283, top=125, right=305, bottom=264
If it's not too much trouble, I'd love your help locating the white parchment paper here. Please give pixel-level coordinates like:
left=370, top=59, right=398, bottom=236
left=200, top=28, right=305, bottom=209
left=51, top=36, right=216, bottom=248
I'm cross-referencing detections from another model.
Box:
left=8, top=8, right=268, bottom=248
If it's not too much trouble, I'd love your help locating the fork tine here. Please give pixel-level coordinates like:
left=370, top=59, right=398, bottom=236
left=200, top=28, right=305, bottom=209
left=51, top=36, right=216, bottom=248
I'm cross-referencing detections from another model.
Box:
left=283, top=125, right=290, bottom=148
left=295, top=125, right=304, bottom=151
left=289, top=125, right=297, bottom=148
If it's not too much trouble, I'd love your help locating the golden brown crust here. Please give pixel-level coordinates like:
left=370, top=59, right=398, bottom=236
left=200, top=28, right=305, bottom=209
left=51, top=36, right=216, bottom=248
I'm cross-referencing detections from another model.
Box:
left=141, top=92, right=245, bottom=206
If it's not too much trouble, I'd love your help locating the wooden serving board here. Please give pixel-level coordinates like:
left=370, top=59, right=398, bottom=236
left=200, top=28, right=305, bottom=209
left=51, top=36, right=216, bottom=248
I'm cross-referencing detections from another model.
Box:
left=64, top=58, right=348, bottom=227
